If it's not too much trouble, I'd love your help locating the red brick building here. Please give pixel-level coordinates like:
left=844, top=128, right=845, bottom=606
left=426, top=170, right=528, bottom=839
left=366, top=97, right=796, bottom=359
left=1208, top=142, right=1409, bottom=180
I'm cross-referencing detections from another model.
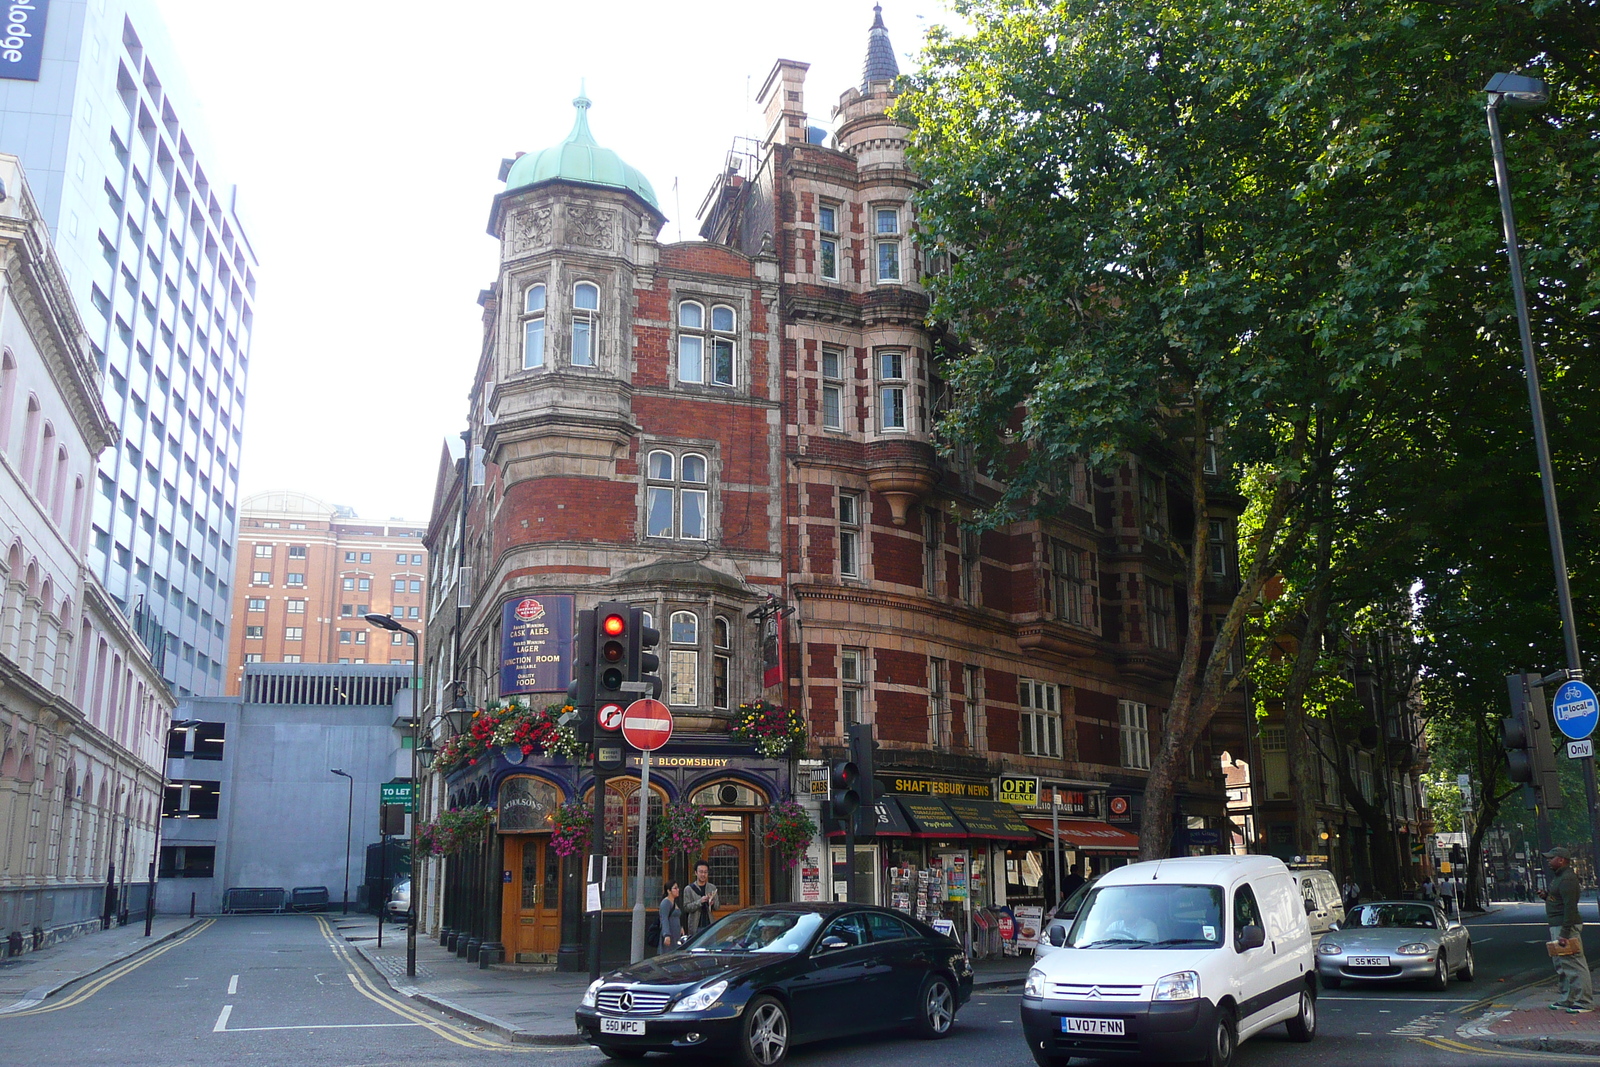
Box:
left=423, top=9, right=1243, bottom=968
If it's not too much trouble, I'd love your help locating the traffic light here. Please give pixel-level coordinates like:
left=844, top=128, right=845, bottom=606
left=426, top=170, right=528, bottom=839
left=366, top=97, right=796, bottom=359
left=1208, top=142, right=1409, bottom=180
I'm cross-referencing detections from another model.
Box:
left=629, top=606, right=662, bottom=699
left=828, top=759, right=860, bottom=821
left=848, top=722, right=880, bottom=837
left=1504, top=672, right=1564, bottom=808
left=593, top=600, right=633, bottom=716
left=563, top=609, right=598, bottom=744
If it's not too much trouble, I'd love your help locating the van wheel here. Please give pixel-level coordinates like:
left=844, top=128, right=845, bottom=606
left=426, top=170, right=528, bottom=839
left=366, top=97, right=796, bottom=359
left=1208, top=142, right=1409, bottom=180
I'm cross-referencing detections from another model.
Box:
left=1030, top=1049, right=1068, bottom=1067
left=1427, top=957, right=1449, bottom=992
left=1201, top=1005, right=1236, bottom=1067
left=1320, top=975, right=1341, bottom=990
left=1455, top=945, right=1475, bottom=982
left=1285, top=984, right=1316, bottom=1042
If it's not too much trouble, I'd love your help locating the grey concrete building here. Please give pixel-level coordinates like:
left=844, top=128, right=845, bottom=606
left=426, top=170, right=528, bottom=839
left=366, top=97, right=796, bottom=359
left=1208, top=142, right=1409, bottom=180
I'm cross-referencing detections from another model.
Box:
left=158, top=664, right=412, bottom=914
left=0, top=0, right=257, bottom=697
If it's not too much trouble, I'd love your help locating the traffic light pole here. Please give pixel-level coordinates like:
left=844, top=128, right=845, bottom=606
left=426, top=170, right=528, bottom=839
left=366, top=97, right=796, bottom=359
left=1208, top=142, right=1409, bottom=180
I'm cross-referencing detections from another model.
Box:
left=1489, top=90, right=1600, bottom=883
left=587, top=741, right=606, bottom=983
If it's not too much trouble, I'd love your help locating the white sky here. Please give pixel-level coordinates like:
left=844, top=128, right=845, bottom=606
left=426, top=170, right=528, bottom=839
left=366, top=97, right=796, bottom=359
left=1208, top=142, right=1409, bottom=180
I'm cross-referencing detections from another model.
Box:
left=147, top=0, right=948, bottom=524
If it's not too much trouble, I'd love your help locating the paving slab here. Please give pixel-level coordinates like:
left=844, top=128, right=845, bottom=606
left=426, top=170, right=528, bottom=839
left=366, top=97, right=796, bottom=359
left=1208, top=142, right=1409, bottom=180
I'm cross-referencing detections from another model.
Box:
left=0, top=916, right=204, bottom=1014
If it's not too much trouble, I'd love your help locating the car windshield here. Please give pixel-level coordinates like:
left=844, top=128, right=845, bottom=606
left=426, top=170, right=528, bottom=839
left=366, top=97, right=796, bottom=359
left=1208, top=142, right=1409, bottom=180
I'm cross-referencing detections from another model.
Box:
left=688, top=911, right=824, bottom=954
left=1349, top=904, right=1437, bottom=929
left=1067, top=884, right=1225, bottom=949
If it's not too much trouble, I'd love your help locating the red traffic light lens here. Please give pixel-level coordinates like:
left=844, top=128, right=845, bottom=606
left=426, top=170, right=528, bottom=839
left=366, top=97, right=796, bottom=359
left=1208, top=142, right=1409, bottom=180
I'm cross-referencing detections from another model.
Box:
left=602, top=640, right=624, bottom=663
left=603, top=614, right=626, bottom=636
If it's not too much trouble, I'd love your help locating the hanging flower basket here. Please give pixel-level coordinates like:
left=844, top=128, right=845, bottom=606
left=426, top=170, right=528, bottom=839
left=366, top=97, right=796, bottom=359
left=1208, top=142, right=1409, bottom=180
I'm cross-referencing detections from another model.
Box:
left=549, top=801, right=593, bottom=858
left=763, top=798, right=818, bottom=869
left=427, top=805, right=495, bottom=856
left=432, top=708, right=502, bottom=775
left=433, top=703, right=585, bottom=774
left=731, top=701, right=807, bottom=760
left=652, top=800, right=712, bottom=858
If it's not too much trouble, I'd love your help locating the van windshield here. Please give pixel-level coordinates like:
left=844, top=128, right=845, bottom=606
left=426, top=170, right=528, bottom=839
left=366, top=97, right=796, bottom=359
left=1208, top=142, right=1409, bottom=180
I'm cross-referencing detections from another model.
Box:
left=1067, top=884, right=1225, bottom=949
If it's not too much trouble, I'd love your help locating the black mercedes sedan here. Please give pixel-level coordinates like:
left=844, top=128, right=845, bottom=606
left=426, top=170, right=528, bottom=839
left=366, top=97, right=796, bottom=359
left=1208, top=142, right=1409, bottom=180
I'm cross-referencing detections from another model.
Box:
left=575, top=902, right=974, bottom=1067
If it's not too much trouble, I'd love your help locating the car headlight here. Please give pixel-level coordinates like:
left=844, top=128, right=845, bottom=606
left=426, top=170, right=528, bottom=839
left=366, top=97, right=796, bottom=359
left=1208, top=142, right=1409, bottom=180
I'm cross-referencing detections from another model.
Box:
left=1152, top=971, right=1201, bottom=1002
left=1024, top=968, right=1047, bottom=998
left=675, top=980, right=728, bottom=1013
left=1396, top=943, right=1431, bottom=956
left=582, top=979, right=603, bottom=1008
left=1318, top=942, right=1341, bottom=955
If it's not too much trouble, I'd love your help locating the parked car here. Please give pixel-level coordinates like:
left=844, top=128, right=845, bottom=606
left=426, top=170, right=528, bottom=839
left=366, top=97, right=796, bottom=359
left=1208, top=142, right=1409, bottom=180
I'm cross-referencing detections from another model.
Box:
left=1022, top=855, right=1316, bottom=1067
left=1033, top=877, right=1099, bottom=960
left=386, top=879, right=411, bottom=923
left=1292, top=867, right=1345, bottom=941
left=1315, top=901, right=1473, bottom=990
left=575, top=903, right=974, bottom=1067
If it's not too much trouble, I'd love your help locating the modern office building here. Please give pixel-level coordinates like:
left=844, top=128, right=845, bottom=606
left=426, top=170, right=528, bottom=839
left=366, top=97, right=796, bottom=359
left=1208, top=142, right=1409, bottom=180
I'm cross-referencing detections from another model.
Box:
left=222, top=492, right=427, bottom=695
left=0, top=0, right=257, bottom=697
left=160, top=663, right=412, bottom=915
left=0, top=153, right=172, bottom=948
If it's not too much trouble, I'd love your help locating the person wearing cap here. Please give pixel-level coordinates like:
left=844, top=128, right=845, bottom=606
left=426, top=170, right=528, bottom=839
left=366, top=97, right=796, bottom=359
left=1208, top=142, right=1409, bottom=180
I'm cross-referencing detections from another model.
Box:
left=1537, top=847, right=1593, bottom=1012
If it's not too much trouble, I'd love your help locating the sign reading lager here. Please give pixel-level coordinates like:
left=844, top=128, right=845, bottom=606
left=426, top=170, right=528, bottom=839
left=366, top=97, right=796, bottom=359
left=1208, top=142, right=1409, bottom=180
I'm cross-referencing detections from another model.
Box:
left=997, top=775, right=1040, bottom=806
left=380, top=780, right=414, bottom=813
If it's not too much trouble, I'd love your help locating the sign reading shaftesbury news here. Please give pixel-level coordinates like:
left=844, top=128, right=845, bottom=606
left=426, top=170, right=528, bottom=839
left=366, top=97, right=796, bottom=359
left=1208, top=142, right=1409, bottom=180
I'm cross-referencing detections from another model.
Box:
left=0, top=0, right=48, bottom=82
left=499, top=594, right=574, bottom=695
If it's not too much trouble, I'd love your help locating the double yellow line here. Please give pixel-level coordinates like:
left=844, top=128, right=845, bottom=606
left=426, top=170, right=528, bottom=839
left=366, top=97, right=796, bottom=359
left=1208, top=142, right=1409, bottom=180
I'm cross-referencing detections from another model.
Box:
left=1414, top=1034, right=1578, bottom=1060
left=0, top=919, right=216, bottom=1019
left=313, top=914, right=519, bottom=1052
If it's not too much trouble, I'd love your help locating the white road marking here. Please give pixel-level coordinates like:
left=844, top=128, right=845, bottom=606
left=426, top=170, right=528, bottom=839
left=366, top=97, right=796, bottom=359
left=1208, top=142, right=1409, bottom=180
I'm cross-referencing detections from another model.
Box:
left=219, top=1022, right=426, bottom=1032
left=227, top=975, right=239, bottom=995
left=213, top=1005, right=233, bottom=1033
left=1357, top=1031, right=1373, bottom=1035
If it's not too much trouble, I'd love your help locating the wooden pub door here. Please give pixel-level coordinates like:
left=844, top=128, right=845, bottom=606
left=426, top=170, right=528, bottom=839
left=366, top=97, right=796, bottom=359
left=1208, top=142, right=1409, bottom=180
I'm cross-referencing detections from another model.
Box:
left=503, top=836, right=561, bottom=963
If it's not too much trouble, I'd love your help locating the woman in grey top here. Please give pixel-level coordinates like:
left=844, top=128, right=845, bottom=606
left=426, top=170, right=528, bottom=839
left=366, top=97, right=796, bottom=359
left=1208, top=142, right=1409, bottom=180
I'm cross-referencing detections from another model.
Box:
left=659, top=881, right=682, bottom=952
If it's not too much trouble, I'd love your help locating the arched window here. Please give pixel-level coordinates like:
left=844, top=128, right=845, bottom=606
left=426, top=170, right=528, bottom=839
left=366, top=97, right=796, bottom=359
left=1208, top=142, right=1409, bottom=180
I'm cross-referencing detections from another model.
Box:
left=50, top=447, right=68, bottom=521
left=19, top=397, right=40, bottom=491
left=583, top=778, right=667, bottom=908
left=35, top=422, right=54, bottom=499
left=522, top=283, right=546, bottom=369
left=645, top=451, right=708, bottom=541
left=572, top=282, right=599, bottom=366
left=712, top=616, right=730, bottom=710
left=713, top=617, right=730, bottom=649
left=690, top=780, right=766, bottom=808
left=0, top=351, right=15, bottom=453
left=676, top=300, right=737, bottom=387
left=69, top=478, right=85, bottom=552
left=669, top=611, right=698, bottom=707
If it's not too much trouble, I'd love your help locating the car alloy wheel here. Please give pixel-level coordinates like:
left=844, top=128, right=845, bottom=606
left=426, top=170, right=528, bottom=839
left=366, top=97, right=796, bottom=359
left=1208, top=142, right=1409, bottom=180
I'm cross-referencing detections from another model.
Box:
left=743, top=995, right=789, bottom=1067
left=922, top=977, right=955, bottom=1036
left=1456, top=946, right=1475, bottom=982
left=1429, top=957, right=1449, bottom=992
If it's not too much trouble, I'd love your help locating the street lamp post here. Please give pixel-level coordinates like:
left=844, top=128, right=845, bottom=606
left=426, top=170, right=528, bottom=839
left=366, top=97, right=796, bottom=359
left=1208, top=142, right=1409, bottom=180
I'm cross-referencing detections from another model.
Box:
left=330, top=769, right=354, bottom=915
left=365, top=612, right=421, bottom=979
left=1484, top=73, right=1600, bottom=878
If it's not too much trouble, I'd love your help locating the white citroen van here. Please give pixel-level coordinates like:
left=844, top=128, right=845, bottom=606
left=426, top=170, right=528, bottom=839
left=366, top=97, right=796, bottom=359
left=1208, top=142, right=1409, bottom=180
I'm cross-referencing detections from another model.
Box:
left=1020, top=856, right=1315, bottom=1067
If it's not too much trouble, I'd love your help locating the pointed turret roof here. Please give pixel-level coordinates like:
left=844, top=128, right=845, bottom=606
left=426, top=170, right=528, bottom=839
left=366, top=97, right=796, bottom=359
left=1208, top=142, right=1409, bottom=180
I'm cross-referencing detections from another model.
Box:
left=503, top=91, right=658, bottom=209
left=862, top=4, right=899, bottom=89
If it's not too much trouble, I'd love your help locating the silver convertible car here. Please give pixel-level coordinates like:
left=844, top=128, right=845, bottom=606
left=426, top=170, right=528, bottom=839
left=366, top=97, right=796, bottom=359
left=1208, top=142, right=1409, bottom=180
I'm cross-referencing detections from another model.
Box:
left=1315, top=901, right=1474, bottom=990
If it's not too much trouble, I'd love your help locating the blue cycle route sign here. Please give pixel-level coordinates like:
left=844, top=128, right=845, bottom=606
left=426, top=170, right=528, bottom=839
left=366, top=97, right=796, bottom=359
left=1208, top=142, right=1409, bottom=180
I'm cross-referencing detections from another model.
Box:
left=1550, top=680, right=1599, bottom=741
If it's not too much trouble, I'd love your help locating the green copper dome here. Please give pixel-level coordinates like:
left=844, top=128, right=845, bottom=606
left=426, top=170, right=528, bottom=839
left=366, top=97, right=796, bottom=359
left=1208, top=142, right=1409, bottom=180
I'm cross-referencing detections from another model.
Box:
left=505, top=93, right=658, bottom=209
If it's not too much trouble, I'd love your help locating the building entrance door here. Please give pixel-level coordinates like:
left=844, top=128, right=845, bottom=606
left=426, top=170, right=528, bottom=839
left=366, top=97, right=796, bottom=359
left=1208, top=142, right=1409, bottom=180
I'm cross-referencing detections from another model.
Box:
left=504, top=836, right=561, bottom=962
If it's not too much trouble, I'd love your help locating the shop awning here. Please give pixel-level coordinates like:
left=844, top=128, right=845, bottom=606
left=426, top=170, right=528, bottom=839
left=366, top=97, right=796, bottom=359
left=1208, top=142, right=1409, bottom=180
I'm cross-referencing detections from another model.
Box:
left=826, top=795, right=916, bottom=838
left=1025, top=818, right=1141, bottom=852
left=944, top=799, right=1036, bottom=841
left=897, top=796, right=969, bottom=839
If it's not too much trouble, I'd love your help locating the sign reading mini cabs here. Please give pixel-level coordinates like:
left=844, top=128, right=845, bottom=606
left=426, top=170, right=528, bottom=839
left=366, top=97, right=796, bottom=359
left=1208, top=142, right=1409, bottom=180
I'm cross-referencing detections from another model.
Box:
left=0, top=0, right=48, bottom=81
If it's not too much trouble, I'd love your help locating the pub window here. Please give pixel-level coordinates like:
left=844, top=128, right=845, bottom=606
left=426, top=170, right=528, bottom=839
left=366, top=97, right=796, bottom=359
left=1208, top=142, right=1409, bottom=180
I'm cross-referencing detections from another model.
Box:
left=587, top=779, right=667, bottom=909
left=497, top=776, right=563, bottom=832
left=670, top=610, right=698, bottom=707
left=713, top=616, right=731, bottom=711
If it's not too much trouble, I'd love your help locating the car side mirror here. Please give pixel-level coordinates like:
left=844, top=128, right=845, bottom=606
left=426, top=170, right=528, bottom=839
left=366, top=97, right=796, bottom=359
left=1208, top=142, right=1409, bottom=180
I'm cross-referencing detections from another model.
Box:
left=817, top=935, right=850, bottom=953
left=1328, top=921, right=1340, bottom=931
left=1048, top=926, right=1067, bottom=947
left=1238, top=925, right=1266, bottom=950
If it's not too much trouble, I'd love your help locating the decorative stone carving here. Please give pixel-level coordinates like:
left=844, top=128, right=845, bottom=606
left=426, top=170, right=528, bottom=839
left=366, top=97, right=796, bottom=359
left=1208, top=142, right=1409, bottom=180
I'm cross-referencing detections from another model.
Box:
left=565, top=204, right=614, bottom=250
left=508, top=207, right=553, bottom=254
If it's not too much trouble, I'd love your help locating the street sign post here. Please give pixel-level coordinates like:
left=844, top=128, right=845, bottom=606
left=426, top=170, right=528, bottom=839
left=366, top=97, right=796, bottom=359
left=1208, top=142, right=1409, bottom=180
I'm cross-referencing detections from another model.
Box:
left=1551, top=680, right=1599, bottom=741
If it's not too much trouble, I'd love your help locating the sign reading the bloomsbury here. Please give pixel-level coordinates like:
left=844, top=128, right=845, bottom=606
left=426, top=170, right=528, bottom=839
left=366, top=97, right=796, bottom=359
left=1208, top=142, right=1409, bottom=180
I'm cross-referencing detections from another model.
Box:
left=0, top=0, right=48, bottom=82
left=499, top=594, right=573, bottom=695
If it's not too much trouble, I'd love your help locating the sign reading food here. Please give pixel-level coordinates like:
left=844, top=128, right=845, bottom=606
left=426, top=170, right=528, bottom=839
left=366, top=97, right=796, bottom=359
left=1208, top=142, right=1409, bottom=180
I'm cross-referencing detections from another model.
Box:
left=499, top=594, right=574, bottom=694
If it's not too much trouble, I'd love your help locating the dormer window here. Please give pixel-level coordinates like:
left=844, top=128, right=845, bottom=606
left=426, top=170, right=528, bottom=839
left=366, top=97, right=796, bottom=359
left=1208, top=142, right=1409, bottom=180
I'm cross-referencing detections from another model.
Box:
left=572, top=282, right=599, bottom=366
left=522, top=283, right=546, bottom=369
left=677, top=301, right=737, bottom=386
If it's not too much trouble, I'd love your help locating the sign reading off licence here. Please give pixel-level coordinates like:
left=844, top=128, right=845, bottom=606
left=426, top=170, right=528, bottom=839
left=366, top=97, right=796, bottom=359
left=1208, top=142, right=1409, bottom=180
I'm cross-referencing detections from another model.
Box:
left=1551, top=680, right=1599, bottom=741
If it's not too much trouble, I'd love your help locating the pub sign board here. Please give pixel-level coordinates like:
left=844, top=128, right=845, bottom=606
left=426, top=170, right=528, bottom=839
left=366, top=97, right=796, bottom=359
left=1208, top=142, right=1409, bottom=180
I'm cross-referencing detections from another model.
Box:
left=499, top=594, right=574, bottom=695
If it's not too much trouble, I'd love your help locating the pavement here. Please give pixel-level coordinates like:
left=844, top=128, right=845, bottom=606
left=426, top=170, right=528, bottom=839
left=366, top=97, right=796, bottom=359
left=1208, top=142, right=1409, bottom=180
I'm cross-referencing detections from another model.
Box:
left=0, top=914, right=204, bottom=1014
left=1457, top=962, right=1600, bottom=1056
left=334, top=913, right=1034, bottom=1044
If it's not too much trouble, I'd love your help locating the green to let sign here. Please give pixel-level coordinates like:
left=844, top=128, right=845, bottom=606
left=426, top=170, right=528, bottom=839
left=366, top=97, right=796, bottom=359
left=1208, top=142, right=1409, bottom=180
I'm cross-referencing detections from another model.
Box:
left=381, top=781, right=414, bottom=813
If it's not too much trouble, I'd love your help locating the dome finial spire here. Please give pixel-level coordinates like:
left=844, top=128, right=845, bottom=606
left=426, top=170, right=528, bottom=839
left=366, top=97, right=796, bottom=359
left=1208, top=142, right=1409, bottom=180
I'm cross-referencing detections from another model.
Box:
left=862, top=4, right=899, bottom=89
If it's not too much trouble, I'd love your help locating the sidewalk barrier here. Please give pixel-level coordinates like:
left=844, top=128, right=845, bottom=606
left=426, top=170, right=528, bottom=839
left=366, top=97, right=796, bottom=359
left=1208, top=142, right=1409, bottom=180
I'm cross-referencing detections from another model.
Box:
left=223, top=887, right=286, bottom=913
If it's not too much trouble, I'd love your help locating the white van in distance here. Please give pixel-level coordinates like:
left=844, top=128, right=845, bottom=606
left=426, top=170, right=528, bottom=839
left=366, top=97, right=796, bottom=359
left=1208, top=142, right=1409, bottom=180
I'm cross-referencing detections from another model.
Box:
left=1020, top=855, right=1315, bottom=1067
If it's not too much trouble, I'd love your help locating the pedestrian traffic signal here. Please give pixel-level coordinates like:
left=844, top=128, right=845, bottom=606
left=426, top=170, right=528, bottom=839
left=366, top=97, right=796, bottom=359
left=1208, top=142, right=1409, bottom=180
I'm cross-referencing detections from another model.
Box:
left=829, top=759, right=860, bottom=819
left=629, top=606, right=663, bottom=700
left=1504, top=672, right=1564, bottom=807
left=593, top=600, right=633, bottom=715
left=563, top=609, right=598, bottom=745
left=848, top=722, right=880, bottom=837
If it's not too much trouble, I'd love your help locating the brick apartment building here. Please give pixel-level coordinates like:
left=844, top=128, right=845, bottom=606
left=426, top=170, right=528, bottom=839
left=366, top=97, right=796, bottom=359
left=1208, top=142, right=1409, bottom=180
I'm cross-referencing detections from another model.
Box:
left=223, top=491, right=426, bottom=694
left=421, top=8, right=1244, bottom=968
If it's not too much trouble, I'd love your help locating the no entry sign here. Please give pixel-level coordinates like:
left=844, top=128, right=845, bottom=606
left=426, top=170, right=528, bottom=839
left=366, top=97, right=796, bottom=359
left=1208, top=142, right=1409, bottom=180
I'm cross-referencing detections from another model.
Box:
left=622, top=699, right=673, bottom=751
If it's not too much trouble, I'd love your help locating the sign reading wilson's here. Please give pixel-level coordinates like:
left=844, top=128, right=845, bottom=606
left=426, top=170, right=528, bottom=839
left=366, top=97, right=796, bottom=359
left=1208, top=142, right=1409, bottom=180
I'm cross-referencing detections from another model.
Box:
left=499, top=594, right=574, bottom=695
